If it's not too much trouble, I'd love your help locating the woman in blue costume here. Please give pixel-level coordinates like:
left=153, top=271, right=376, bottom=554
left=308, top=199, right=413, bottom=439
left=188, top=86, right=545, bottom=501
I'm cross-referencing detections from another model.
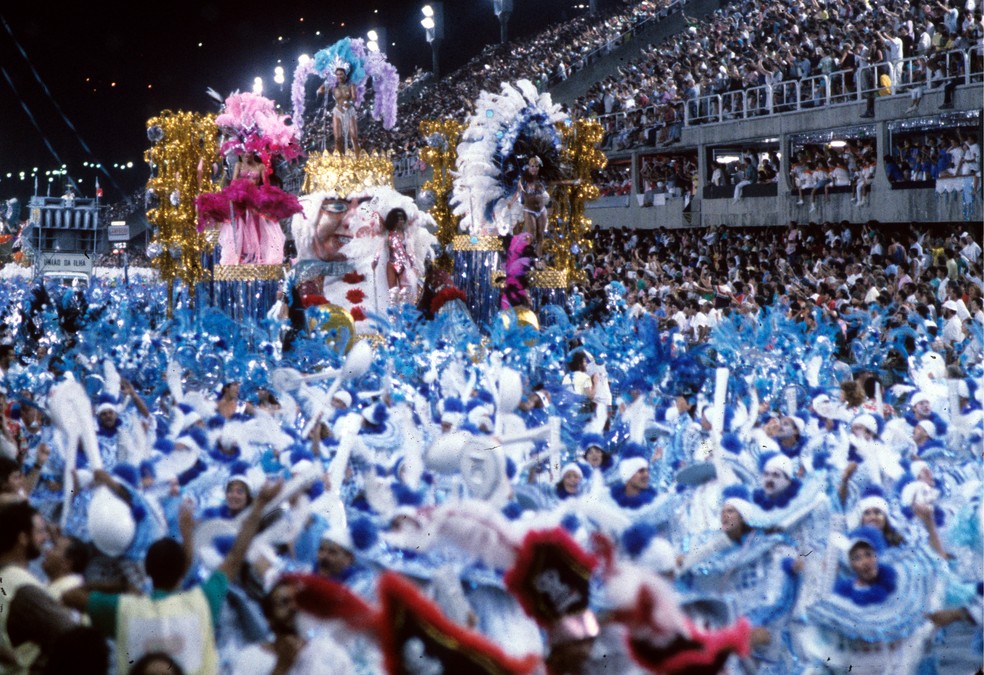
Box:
left=800, top=526, right=942, bottom=674
left=678, top=484, right=803, bottom=675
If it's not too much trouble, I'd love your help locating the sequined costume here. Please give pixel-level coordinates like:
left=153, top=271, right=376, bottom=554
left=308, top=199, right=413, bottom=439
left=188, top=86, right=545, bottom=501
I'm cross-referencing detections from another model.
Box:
left=519, top=177, right=548, bottom=218
left=679, top=529, right=802, bottom=675
left=378, top=230, right=418, bottom=304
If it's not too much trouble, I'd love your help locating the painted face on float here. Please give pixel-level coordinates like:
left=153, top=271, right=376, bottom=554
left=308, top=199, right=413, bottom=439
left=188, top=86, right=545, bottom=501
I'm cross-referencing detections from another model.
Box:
left=312, top=196, right=379, bottom=262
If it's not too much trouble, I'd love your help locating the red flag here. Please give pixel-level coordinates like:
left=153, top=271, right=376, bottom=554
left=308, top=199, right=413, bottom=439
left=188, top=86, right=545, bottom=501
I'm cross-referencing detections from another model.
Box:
left=95, top=177, right=103, bottom=198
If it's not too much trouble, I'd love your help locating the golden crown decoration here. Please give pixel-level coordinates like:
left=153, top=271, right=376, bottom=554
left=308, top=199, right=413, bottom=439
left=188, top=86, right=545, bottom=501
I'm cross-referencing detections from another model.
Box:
left=301, top=150, right=394, bottom=196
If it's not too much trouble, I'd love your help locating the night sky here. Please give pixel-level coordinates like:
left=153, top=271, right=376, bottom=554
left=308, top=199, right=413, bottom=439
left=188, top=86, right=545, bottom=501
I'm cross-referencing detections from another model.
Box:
left=0, top=1, right=602, bottom=202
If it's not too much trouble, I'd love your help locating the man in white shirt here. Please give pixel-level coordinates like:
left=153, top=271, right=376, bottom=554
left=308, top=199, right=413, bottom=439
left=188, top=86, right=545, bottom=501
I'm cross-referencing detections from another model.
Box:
left=691, top=300, right=711, bottom=342
left=671, top=301, right=689, bottom=333
left=941, top=300, right=965, bottom=346
left=959, top=134, right=981, bottom=191
left=959, top=232, right=982, bottom=265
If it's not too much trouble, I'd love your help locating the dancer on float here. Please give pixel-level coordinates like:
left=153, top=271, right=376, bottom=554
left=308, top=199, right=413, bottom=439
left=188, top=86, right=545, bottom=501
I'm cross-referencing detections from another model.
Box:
left=512, top=156, right=550, bottom=260
left=195, top=92, right=304, bottom=265
left=373, top=208, right=418, bottom=304
left=319, top=61, right=360, bottom=156
left=215, top=151, right=288, bottom=266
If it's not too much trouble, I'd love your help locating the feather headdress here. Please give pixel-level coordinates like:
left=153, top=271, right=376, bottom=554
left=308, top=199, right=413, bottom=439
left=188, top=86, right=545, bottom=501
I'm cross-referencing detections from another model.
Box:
left=451, top=80, right=566, bottom=236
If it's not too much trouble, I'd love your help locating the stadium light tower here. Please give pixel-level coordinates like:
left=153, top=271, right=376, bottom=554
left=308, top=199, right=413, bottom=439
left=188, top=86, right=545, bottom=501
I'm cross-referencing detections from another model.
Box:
left=367, top=28, right=388, bottom=54
left=492, top=0, right=513, bottom=44
left=420, top=3, right=444, bottom=78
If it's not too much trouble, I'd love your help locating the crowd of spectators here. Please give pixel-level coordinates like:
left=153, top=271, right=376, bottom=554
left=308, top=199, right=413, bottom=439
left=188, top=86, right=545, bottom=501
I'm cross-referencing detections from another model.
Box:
left=578, top=222, right=982, bottom=357
left=787, top=139, right=876, bottom=209
left=639, top=153, right=697, bottom=198
left=595, top=164, right=634, bottom=197
left=885, top=128, right=982, bottom=184
left=572, top=0, right=982, bottom=140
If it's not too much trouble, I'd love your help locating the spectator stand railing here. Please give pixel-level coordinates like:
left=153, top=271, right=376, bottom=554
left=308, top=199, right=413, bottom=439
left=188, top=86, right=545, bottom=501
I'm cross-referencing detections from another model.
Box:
left=393, top=154, right=422, bottom=178
left=680, top=47, right=979, bottom=127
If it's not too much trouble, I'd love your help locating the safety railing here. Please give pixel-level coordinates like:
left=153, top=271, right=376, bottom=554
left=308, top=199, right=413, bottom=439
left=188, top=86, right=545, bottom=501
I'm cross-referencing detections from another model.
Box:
left=682, top=47, right=978, bottom=128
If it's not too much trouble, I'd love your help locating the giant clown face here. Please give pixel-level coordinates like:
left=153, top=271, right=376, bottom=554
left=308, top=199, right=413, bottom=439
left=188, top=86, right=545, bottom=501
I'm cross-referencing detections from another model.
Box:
left=310, top=195, right=381, bottom=262
left=290, top=187, right=437, bottom=331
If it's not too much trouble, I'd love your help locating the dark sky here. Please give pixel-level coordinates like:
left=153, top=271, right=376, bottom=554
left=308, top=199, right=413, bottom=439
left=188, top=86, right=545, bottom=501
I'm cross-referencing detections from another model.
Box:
left=0, top=1, right=604, bottom=201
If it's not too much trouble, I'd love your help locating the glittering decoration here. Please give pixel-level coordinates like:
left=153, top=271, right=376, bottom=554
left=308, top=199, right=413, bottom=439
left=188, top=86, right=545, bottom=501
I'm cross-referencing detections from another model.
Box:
left=529, top=269, right=568, bottom=288
left=418, top=119, right=463, bottom=273
left=514, top=307, right=539, bottom=331
left=144, top=110, right=220, bottom=315
left=788, top=125, right=876, bottom=146
left=453, top=249, right=501, bottom=330
left=213, top=264, right=285, bottom=281
left=301, top=150, right=394, bottom=196
left=451, top=234, right=501, bottom=251
left=547, top=118, right=605, bottom=286
left=307, top=303, right=356, bottom=353
left=887, top=109, right=980, bottom=133
left=211, top=276, right=281, bottom=324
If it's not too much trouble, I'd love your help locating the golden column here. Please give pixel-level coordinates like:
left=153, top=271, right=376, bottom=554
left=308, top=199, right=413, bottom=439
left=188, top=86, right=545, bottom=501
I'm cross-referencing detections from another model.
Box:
left=536, top=118, right=606, bottom=288
left=418, top=119, right=463, bottom=272
left=145, top=111, right=219, bottom=315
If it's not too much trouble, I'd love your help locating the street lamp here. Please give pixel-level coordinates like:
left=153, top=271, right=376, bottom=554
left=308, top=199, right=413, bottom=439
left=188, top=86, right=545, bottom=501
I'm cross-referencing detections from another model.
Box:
left=252, top=76, right=264, bottom=95
left=492, top=0, right=513, bottom=44
left=420, top=3, right=444, bottom=78
left=367, top=28, right=388, bottom=54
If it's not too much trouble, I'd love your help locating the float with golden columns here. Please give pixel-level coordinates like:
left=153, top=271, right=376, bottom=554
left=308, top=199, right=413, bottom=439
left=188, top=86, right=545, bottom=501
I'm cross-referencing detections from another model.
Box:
left=447, top=79, right=603, bottom=326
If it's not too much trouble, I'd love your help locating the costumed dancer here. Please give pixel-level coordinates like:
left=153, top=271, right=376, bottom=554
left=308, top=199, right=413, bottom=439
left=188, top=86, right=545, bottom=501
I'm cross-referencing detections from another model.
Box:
left=678, top=484, right=803, bottom=674
left=290, top=187, right=435, bottom=322
left=510, top=157, right=550, bottom=260
left=215, top=151, right=289, bottom=266
left=373, top=208, right=418, bottom=305
left=799, top=526, right=942, bottom=674
left=319, top=61, right=360, bottom=156
left=450, top=79, right=566, bottom=241
left=195, top=92, right=304, bottom=266
left=291, top=36, right=398, bottom=152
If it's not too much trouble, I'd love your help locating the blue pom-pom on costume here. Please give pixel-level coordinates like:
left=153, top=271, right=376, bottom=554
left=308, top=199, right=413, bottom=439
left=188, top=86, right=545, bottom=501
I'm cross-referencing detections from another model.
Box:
left=622, top=521, right=659, bottom=558
left=720, top=432, right=743, bottom=455
left=349, top=516, right=378, bottom=551
left=501, top=501, right=523, bottom=520
left=722, top=483, right=751, bottom=502
left=112, top=464, right=140, bottom=488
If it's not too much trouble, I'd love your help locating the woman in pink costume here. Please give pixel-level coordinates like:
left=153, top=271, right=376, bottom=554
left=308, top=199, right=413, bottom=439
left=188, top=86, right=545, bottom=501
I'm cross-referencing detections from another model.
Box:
left=214, top=152, right=288, bottom=265
left=376, top=208, right=417, bottom=304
